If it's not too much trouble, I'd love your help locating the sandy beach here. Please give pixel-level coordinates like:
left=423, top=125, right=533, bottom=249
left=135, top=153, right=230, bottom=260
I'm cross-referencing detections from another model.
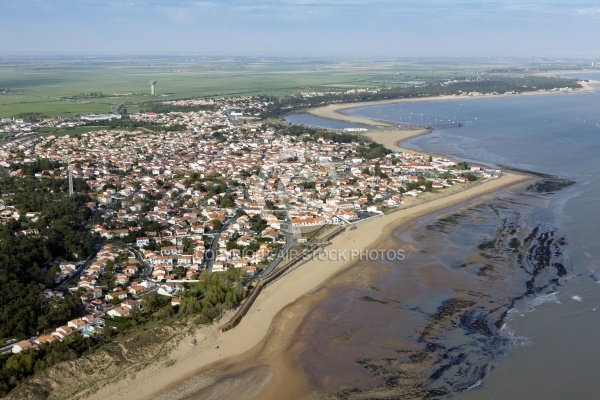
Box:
left=82, top=99, right=536, bottom=400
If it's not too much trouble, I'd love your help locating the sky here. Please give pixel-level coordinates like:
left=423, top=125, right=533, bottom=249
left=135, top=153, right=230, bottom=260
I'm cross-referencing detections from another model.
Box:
left=1, top=0, right=599, bottom=57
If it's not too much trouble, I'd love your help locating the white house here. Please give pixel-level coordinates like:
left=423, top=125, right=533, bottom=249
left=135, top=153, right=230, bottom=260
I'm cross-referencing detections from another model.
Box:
left=107, top=306, right=131, bottom=318
left=12, top=340, right=35, bottom=354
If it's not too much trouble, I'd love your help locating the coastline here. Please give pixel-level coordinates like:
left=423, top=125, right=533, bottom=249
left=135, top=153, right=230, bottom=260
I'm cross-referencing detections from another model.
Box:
left=308, top=78, right=598, bottom=148
left=311, top=78, right=597, bottom=118
left=309, top=102, right=430, bottom=154
left=86, top=177, right=531, bottom=400
left=307, top=79, right=598, bottom=159
left=81, top=100, right=537, bottom=400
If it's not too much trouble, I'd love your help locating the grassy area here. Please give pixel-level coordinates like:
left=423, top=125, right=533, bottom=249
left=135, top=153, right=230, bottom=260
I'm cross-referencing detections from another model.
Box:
left=1, top=56, right=589, bottom=118
left=105, top=317, right=127, bottom=330
left=46, top=126, right=115, bottom=137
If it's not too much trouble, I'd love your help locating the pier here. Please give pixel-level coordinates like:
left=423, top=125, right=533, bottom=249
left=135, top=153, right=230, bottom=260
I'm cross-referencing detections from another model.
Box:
left=425, top=122, right=464, bottom=130
left=396, top=122, right=464, bottom=131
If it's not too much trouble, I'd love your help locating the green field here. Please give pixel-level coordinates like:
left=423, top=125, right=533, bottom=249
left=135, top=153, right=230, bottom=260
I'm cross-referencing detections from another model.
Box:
left=0, top=56, right=593, bottom=118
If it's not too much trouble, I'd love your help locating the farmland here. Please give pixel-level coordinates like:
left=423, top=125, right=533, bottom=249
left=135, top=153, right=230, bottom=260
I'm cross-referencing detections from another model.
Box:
left=0, top=55, right=593, bottom=118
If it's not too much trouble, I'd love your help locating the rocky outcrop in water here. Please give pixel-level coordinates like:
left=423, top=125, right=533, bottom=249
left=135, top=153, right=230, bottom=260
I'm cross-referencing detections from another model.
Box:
left=331, top=178, right=573, bottom=400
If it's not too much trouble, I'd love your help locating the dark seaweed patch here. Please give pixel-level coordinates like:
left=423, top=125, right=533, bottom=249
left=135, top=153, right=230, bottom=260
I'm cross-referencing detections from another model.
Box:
left=477, top=239, right=496, bottom=251
left=477, top=265, right=494, bottom=276
left=527, top=178, right=576, bottom=194
left=361, top=296, right=390, bottom=305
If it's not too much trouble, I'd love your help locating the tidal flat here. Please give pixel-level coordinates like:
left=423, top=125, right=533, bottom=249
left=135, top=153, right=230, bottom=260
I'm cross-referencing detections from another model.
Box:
left=285, top=178, right=573, bottom=399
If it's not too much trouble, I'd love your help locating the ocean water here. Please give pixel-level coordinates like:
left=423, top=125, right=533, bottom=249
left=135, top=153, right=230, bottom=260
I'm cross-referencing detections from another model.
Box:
left=343, top=76, right=600, bottom=278
left=289, top=74, right=600, bottom=399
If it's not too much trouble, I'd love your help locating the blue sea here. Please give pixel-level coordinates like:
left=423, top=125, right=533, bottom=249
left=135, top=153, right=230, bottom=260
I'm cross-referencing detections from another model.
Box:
left=286, top=73, right=600, bottom=399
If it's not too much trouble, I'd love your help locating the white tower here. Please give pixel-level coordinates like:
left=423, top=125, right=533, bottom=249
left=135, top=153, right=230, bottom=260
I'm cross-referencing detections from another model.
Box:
left=150, top=81, right=157, bottom=96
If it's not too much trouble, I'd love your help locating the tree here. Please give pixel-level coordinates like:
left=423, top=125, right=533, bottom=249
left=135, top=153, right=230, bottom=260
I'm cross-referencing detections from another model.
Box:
left=123, top=231, right=137, bottom=244
left=457, top=161, right=470, bottom=170
left=173, top=265, right=186, bottom=278
left=129, top=306, right=143, bottom=325
left=249, top=215, right=268, bottom=233
left=440, top=171, right=453, bottom=180
left=182, top=237, right=194, bottom=254
left=219, top=195, right=234, bottom=208
left=210, top=219, right=223, bottom=231
left=463, top=173, right=478, bottom=182
left=142, top=294, right=170, bottom=314
left=179, top=296, right=202, bottom=316
left=0, top=175, right=92, bottom=339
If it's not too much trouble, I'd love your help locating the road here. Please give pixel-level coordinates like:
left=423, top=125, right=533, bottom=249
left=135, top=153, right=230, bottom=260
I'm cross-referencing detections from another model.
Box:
left=110, top=103, right=123, bottom=114
left=59, top=188, right=140, bottom=290
left=60, top=247, right=99, bottom=291
left=205, top=213, right=239, bottom=272
left=0, top=340, right=18, bottom=355
left=128, top=246, right=152, bottom=281
left=260, top=212, right=294, bottom=277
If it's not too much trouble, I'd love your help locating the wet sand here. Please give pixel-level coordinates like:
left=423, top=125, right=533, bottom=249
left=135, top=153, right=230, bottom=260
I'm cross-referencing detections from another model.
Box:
left=291, top=179, right=574, bottom=398
left=186, top=177, right=545, bottom=400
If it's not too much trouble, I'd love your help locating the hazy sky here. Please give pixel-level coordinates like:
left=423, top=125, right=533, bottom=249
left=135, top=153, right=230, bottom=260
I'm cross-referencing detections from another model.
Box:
left=2, top=0, right=599, bottom=57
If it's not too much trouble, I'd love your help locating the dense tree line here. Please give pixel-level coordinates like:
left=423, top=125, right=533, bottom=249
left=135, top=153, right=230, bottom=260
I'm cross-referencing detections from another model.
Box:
left=0, top=176, right=92, bottom=340
left=140, top=101, right=218, bottom=114
left=259, top=75, right=582, bottom=118
left=65, top=92, right=108, bottom=100
left=0, top=332, right=97, bottom=396
left=85, top=117, right=186, bottom=132
left=267, top=122, right=390, bottom=159
left=356, top=142, right=391, bottom=159
left=127, top=269, right=245, bottom=326
left=13, top=113, right=48, bottom=123
left=9, top=158, right=63, bottom=176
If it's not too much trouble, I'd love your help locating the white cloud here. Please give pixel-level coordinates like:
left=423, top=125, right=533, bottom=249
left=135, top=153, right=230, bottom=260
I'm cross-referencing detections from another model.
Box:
left=576, top=7, right=600, bottom=16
